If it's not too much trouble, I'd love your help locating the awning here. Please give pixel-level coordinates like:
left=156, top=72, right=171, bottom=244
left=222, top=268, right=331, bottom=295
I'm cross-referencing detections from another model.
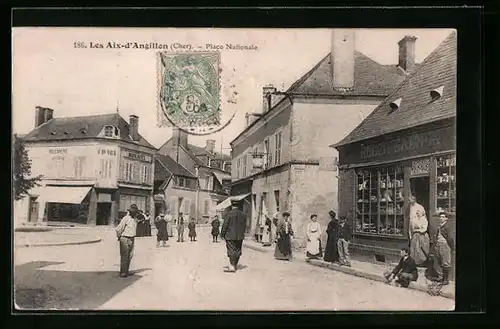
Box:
left=35, top=186, right=92, bottom=204
left=213, top=171, right=231, bottom=185
left=214, top=193, right=251, bottom=211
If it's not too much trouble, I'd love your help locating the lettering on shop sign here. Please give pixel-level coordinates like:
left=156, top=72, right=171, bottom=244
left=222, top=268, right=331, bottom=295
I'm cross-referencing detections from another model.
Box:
left=97, top=149, right=117, bottom=156
left=360, top=131, right=442, bottom=160
left=123, top=150, right=152, bottom=163
left=49, top=148, right=68, bottom=154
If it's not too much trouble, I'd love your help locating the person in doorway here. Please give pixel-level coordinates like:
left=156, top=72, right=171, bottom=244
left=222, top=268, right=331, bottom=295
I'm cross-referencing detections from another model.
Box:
left=337, top=216, right=352, bottom=267
left=188, top=218, right=197, bottom=241
left=384, top=247, right=418, bottom=288
left=262, top=215, right=272, bottom=247
left=323, top=210, right=340, bottom=263
left=211, top=215, right=221, bottom=242
left=274, top=212, right=294, bottom=261
left=220, top=201, right=247, bottom=272
left=427, top=211, right=455, bottom=285
left=408, top=195, right=430, bottom=266
left=154, top=213, right=168, bottom=247
left=115, top=204, right=139, bottom=278
left=144, top=211, right=152, bottom=237
left=306, top=214, right=322, bottom=259
left=177, top=213, right=185, bottom=242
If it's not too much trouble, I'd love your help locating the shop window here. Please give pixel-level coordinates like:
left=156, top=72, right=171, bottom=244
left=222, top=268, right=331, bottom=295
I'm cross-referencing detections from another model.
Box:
left=356, top=165, right=404, bottom=236
left=436, top=154, right=456, bottom=215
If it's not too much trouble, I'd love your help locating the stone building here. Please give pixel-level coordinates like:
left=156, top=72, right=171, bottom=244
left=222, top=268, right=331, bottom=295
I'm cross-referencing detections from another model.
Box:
left=20, top=107, right=156, bottom=226
left=230, top=29, right=417, bottom=247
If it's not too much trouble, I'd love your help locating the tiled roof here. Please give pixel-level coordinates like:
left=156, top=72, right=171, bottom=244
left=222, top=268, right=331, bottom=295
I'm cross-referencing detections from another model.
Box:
left=187, top=143, right=231, bottom=162
left=335, top=31, right=456, bottom=147
left=23, top=113, right=156, bottom=149
left=286, top=51, right=407, bottom=97
left=155, top=153, right=196, bottom=178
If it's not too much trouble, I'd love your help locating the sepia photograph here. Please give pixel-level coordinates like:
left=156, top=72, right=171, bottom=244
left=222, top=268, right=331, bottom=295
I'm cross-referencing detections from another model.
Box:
left=12, top=27, right=456, bottom=311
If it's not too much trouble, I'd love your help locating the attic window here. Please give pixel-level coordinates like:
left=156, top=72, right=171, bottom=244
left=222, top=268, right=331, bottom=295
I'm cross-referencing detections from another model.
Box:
left=50, top=132, right=56, bottom=135
left=104, top=125, right=119, bottom=138
left=430, top=85, right=444, bottom=100
left=389, top=98, right=402, bottom=111
left=64, top=131, right=69, bottom=135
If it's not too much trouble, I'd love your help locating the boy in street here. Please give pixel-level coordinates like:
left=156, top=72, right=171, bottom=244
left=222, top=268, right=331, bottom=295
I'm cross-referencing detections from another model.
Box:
left=337, top=216, right=352, bottom=267
left=384, top=247, right=419, bottom=288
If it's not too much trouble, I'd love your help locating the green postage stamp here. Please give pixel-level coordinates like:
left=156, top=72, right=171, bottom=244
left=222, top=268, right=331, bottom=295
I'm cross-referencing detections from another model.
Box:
left=158, top=52, right=221, bottom=130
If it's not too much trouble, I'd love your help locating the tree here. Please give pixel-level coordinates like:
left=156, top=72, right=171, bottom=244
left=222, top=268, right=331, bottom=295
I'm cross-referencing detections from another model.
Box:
left=13, top=134, right=42, bottom=201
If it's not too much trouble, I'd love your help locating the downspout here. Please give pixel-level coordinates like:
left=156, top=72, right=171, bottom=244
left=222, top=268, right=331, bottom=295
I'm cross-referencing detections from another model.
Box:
left=195, top=166, right=200, bottom=222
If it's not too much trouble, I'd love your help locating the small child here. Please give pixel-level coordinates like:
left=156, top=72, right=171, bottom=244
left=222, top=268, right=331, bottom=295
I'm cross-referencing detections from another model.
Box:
left=384, top=247, right=418, bottom=288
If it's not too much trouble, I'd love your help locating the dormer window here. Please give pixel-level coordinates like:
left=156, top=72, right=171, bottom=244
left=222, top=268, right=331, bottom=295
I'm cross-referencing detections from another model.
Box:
left=103, top=125, right=119, bottom=138
left=430, top=85, right=444, bottom=101
left=389, top=98, right=402, bottom=112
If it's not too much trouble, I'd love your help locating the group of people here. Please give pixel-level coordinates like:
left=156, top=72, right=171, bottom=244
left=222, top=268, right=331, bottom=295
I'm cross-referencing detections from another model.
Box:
left=305, top=211, right=352, bottom=267
left=154, top=212, right=199, bottom=246
left=135, top=210, right=152, bottom=237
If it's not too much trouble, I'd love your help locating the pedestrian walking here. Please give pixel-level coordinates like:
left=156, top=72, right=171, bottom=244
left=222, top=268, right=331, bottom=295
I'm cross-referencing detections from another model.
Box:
left=274, top=212, right=294, bottom=261
left=211, top=215, right=221, bottom=242
left=337, top=216, right=352, bottom=267
left=154, top=213, right=169, bottom=247
left=262, top=216, right=272, bottom=247
left=426, top=211, right=455, bottom=285
left=306, top=214, right=322, bottom=259
left=188, top=218, right=197, bottom=241
left=384, top=247, right=418, bottom=288
left=115, top=204, right=139, bottom=278
left=408, top=194, right=430, bottom=266
left=220, top=201, right=247, bottom=272
left=144, top=211, right=152, bottom=237
left=323, top=210, right=340, bottom=263
left=177, top=213, right=185, bottom=242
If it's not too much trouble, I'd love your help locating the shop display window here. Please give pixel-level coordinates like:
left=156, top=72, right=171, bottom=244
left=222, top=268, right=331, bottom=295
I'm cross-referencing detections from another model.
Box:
left=356, top=165, right=404, bottom=236
left=435, top=154, right=456, bottom=215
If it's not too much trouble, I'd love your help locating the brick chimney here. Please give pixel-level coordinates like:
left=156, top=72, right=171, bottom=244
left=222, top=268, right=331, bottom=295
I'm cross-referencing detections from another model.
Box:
left=172, top=127, right=188, bottom=148
left=35, top=106, right=54, bottom=128
left=398, top=35, right=417, bottom=73
left=129, top=115, right=139, bottom=141
left=331, top=29, right=355, bottom=92
left=205, top=139, right=216, bottom=153
left=262, top=85, right=276, bottom=113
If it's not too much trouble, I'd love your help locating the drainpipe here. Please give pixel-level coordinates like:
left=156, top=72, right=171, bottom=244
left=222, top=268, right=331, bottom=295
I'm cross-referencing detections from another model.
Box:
left=195, top=165, right=200, bottom=223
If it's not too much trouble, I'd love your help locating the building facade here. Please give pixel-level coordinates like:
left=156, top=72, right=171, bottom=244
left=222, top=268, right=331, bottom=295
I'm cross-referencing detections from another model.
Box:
left=230, top=30, right=416, bottom=247
left=21, top=107, right=156, bottom=226
left=333, top=32, right=456, bottom=273
left=156, top=128, right=231, bottom=222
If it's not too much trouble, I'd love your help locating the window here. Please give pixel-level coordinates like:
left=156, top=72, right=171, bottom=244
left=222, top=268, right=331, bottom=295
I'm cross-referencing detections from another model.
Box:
left=275, top=132, right=282, bottom=166
left=74, top=156, right=86, bottom=179
left=355, top=165, right=404, bottom=236
left=204, top=200, right=210, bottom=214
left=274, top=190, right=280, bottom=213
left=183, top=199, right=190, bottom=214
left=104, top=126, right=114, bottom=137
left=178, top=177, right=185, bottom=187
left=124, top=162, right=134, bottom=181
left=51, top=156, right=65, bottom=178
left=99, top=159, right=113, bottom=179
left=435, top=154, right=456, bottom=215
left=141, top=165, right=149, bottom=184
left=243, top=153, right=247, bottom=177
left=264, top=139, right=270, bottom=169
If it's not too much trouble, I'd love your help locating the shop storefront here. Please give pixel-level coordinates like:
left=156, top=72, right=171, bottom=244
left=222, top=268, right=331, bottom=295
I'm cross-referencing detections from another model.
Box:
left=336, top=118, right=456, bottom=263
left=117, top=187, right=151, bottom=221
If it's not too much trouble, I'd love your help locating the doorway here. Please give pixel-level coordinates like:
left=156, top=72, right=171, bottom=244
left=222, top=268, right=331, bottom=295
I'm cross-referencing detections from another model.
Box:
left=28, top=197, right=39, bottom=223
left=410, top=176, right=430, bottom=217
left=96, top=202, right=112, bottom=225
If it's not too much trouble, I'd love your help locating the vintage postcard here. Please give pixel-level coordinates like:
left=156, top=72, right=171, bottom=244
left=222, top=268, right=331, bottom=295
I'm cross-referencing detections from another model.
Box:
left=12, top=27, right=456, bottom=311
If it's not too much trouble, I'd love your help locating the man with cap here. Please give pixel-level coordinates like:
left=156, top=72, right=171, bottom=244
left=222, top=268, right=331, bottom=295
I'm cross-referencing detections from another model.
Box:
left=220, top=200, right=247, bottom=272
left=115, top=204, right=139, bottom=278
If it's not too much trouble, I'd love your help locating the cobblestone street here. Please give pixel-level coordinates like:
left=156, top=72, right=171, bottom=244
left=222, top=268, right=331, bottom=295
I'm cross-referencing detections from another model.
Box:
left=14, top=227, right=454, bottom=311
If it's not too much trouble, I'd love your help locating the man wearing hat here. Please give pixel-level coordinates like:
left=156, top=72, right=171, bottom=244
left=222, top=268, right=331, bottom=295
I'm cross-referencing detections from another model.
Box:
left=220, top=200, right=247, bottom=272
left=427, top=211, right=455, bottom=285
left=115, top=204, right=139, bottom=278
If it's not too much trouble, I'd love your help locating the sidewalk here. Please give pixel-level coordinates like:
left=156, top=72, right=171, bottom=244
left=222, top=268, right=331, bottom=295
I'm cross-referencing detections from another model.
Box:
left=243, top=239, right=455, bottom=300
left=14, top=228, right=103, bottom=248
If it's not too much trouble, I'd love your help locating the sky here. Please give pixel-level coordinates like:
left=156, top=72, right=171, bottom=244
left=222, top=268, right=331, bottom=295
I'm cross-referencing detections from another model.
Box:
left=12, top=28, right=454, bottom=153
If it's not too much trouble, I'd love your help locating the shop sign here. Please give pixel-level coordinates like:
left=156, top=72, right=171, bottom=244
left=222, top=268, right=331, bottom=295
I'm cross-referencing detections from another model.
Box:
left=122, top=150, right=152, bottom=163
left=49, top=148, right=68, bottom=154
left=339, top=123, right=455, bottom=165
left=97, top=148, right=117, bottom=156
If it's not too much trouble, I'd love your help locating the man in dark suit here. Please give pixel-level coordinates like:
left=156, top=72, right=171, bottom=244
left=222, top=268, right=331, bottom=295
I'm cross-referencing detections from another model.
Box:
left=221, top=200, right=247, bottom=272
left=384, top=247, right=419, bottom=288
left=337, top=216, right=352, bottom=267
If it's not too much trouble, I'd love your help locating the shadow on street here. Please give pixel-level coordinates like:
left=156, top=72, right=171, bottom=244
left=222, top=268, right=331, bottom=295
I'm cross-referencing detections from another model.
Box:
left=14, top=261, right=151, bottom=310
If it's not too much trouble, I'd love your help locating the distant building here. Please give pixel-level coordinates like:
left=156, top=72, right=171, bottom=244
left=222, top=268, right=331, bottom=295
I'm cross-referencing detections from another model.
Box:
left=230, top=30, right=416, bottom=246
left=156, top=128, right=231, bottom=222
left=19, top=107, right=156, bottom=226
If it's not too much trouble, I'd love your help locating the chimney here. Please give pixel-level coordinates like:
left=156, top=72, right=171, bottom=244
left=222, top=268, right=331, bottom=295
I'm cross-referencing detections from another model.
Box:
left=172, top=127, right=188, bottom=148
left=129, top=115, right=139, bottom=141
left=205, top=139, right=216, bottom=153
left=262, top=85, right=276, bottom=113
left=35, top=106, right=54, bottom=128
left=398, top=35, right=417, bottom=73
left=331, top=29, right=355, bottom=92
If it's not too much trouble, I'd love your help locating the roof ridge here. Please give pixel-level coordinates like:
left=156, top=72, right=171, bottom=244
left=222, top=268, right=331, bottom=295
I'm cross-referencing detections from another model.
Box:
left=51, top=112, right=119, bottom=121
left=287, top=53, right=331, bottom=93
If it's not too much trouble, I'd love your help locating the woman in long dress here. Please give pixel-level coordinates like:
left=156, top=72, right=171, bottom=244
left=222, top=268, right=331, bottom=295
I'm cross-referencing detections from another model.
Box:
left=188, top=219, right=197, bottom=242
left=211, top=215, right=221, bottom=243
left=274, top=212, right=294, bottom=261
left=409, top=206, right=430, bottom=266
left=262, top=216, right=272, bottom=247
left=306, top=214, right=322, bottom=259
left=154, top=213, right=169, bottom=247
left=323, top=211, right=340, bottom=263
